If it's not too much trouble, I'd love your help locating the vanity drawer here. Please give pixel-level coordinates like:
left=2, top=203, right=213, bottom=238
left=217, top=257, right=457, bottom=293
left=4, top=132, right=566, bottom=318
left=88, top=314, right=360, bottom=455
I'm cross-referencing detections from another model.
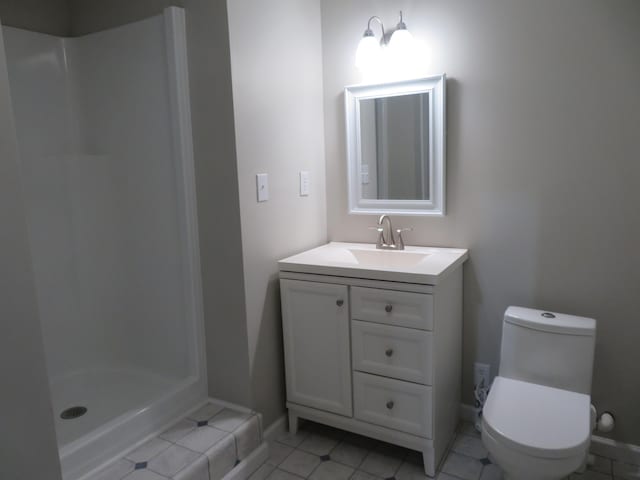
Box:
left=353, top=371, right=432, bottom=438
left=351, top=287, right=433, bottom=330
left=352, top=320, right=432, bottom=385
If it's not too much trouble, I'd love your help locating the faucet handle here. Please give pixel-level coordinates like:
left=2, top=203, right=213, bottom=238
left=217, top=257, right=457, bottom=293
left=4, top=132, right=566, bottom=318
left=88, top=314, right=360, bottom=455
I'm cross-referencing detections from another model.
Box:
left=395, top=227, right=412, bottom=250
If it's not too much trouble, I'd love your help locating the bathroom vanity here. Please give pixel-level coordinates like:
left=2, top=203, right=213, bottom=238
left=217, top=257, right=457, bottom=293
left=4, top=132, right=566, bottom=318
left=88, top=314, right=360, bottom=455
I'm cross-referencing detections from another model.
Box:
left=278, top=242, right=468, bottom=476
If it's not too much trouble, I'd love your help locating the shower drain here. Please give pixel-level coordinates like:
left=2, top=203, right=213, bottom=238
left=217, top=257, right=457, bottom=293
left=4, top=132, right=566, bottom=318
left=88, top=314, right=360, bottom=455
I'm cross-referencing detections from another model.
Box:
left=60, top=406, right=87, bottom=420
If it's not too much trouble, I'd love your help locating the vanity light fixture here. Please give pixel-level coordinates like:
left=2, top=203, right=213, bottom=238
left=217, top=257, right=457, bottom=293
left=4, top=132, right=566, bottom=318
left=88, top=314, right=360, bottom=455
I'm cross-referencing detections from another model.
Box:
left=355, top=11, right=415, bottom=72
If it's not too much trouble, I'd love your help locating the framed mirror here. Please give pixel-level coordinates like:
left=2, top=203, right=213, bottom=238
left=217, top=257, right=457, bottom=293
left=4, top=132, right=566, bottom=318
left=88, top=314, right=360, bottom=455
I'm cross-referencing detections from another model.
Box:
left=345, top=75, right=446, bottom=216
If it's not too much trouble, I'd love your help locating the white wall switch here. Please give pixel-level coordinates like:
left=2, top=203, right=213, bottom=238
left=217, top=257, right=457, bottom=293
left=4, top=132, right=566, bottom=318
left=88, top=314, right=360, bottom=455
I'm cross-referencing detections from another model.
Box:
left=299, top=171, right=310, bottom=196
left=256, top=173, right=269, bottom=202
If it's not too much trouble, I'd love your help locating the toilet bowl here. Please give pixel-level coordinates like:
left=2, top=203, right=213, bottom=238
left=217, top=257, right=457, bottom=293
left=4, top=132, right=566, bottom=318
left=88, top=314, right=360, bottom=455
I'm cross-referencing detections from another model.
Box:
left=481, top=307, right=596, bottom=480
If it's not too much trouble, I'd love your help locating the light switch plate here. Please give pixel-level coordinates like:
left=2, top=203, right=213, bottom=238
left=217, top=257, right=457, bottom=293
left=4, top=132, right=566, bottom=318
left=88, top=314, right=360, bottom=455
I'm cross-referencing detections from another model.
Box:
left=299, top=171, right=310, bottom=196
left=256, top=173, right=269, bottom=202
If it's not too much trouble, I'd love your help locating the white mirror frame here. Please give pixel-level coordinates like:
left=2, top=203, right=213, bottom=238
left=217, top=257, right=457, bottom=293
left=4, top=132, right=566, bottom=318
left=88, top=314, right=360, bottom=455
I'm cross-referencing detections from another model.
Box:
left=345, top=74, right=446, bottom=216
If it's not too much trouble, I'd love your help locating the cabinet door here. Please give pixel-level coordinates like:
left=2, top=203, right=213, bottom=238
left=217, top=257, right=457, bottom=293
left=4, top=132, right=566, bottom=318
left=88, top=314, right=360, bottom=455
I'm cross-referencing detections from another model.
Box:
left=281, top=279, right=352, bottom=416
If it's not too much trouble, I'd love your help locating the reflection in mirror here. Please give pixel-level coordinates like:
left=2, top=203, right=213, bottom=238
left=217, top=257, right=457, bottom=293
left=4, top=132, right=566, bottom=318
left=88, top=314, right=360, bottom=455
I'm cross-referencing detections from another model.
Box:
left=345, top=75, right=446, bottom=216
left=359, top=93, right=430, bottom=201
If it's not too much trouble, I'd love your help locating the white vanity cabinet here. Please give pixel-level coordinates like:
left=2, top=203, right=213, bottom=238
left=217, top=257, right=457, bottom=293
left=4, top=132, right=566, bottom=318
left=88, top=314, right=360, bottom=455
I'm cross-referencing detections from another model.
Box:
left=279, top=243, right=467, bottom=477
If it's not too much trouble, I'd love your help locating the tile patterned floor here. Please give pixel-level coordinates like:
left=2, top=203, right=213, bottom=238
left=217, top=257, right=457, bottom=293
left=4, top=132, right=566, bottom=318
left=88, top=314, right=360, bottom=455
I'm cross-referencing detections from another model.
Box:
left=90, top=400, right=262, bottom=480
left=252, top=420, right=634, bottom=480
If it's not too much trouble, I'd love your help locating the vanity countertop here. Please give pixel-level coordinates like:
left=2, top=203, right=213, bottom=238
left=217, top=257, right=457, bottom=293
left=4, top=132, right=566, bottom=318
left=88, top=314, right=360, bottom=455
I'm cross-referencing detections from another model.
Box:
left=279, top=242, right=468, bottom=285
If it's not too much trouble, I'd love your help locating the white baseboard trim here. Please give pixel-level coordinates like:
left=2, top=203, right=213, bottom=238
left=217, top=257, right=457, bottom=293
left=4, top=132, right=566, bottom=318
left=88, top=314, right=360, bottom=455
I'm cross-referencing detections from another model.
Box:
left=459, top=403, right=640, bottom=466
left=221, top=442, right=269, bottom=480
left=263, top=415, right=287, bottom=443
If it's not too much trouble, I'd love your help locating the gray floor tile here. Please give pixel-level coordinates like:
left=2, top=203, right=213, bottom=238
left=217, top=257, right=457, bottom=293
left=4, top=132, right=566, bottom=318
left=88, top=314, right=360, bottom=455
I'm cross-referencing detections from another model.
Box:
left=458, top=422, right=481, bottom=438
left=276, top=429, right=310, bottom=448
left=279, top=449, right=321, bottom=477
left=173, top=454, right=209, bottom=480
left=359, top=450, right=403, bottom=478
left=330, top=441, right=369, bottom=468
left=267, top=468, right=306, bottom=480
left=613, top=460, right=640, bottom=480
left=126, top=437, right=172, bottom=463
left=93, top=459, right=135, bottom=480
left=479, top=464, right=503, bottom=480
left=249, top=463, right=276, bottom=480
left=309, top=460, right=354, bottom=480
left=350, top=471, right=382, bottom=480
left=147, top=445, right=201, bottom=477
left=176, top=426, right=229, bottom=453
left=235, top=415, right=262, bottom=460
left=159, top=419, right=197, bottom=444
left=205, top=434, right=237, bottom=480
left=188, top=403, right=225, bottom=422
left=267, top=441, right=294, bottom=466
left=298, top=432, right=340, bottom=456
left=210, top=408, right=252, bottom=432
left=589, top=455, right=613, bottom=475
left=440, top=452, right=482, bottom=480
left=451, top=434, right=488, bottom=460
left=395, top=460, right=430, bottom=480
left=123, top=470, right=168, bottom=480
left=570, top=471, right=613, bottom=479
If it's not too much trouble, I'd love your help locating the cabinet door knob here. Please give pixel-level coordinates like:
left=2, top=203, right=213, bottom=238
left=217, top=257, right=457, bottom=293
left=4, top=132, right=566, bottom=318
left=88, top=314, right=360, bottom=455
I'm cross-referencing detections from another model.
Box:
left=336, top=299, right=344, bottom=307
left=385, top=304, right=393, bottom=313
left=386, top=400, right=394, bottom=410
left=385, top=348, right=393, bottom=357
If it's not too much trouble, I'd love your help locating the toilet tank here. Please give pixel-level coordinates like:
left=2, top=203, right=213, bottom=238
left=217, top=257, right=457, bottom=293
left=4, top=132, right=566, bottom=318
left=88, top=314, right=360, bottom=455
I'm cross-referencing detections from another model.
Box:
left=499, top=306, right=596, bottom=395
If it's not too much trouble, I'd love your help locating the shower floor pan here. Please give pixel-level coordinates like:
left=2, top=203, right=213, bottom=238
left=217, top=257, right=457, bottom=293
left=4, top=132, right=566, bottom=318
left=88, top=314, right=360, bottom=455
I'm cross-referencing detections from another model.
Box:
left=51, top=367, right=205, bottom=479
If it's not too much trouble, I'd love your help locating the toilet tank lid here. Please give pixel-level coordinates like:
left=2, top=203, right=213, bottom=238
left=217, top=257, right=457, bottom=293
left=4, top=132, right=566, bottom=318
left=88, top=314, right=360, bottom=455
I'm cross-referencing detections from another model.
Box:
left=505, top=306, right=596, bottom=336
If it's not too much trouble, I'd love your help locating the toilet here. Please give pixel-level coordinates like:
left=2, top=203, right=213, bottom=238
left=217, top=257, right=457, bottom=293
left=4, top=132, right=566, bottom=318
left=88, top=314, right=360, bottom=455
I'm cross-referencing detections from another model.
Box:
left=481, top=306, right=596, bottom=480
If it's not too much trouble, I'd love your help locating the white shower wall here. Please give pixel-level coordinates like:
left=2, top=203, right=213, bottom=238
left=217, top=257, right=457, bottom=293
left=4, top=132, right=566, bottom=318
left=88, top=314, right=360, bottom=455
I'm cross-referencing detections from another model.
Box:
left=4, top=16, right=191, bottom=386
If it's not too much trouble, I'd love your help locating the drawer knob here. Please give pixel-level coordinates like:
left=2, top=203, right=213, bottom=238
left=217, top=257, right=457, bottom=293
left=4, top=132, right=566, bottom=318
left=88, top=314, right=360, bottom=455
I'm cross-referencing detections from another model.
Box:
left=386, top=400, right=394, bottom=410
left=336, top=299, right=344, bottom=307
left=385, top=304, right=393, bottom=313
left=385, top=348, right=394, bottom=357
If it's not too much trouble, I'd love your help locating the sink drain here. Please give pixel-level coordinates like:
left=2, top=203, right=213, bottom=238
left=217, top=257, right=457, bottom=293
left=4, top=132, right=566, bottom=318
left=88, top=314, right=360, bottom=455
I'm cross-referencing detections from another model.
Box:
left=60, top=406, right=87, bottom=420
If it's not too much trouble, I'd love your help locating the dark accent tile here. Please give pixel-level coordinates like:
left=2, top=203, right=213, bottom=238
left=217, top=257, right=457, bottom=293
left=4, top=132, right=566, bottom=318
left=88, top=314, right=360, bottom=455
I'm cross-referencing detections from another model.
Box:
left=197, top=420, right=208, bottom=427
left=134, top=462, right=147, bottom=470
left=234, top=459, right=241, bottom=466
left=320, top=454, right=331, bottom=462
left=480, top=457, right=492, bottom=465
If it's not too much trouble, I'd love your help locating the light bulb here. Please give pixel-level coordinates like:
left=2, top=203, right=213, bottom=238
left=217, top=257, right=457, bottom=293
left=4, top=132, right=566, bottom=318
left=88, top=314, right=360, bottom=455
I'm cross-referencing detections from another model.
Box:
left=355, top=34, right=381, bottom=71
left=389, top=28, right=414, bottom=54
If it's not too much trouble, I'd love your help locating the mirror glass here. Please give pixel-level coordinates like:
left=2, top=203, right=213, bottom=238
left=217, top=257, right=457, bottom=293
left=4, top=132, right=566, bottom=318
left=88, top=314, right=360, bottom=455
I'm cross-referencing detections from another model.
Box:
left=359, top=93, right=430, bottom=201
left=345, top=75, right=446, bottom=216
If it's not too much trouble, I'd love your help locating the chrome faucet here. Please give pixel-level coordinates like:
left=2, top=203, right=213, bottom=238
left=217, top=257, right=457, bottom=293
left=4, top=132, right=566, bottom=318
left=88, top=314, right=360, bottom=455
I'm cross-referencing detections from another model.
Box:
left=371, top=215, right=411, bottom=250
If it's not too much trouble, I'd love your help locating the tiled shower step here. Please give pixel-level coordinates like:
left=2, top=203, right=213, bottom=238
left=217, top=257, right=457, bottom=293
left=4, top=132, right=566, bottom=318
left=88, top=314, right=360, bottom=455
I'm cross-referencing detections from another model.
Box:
left=89, top=399, right=266, bottom=480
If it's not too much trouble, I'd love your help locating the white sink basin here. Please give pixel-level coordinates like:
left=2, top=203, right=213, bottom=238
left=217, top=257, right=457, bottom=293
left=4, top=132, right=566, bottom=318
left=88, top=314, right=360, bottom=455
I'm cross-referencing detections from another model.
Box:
left=348, top=249, right=430, bottom=268
left=279, top=242, right=468, bottom=285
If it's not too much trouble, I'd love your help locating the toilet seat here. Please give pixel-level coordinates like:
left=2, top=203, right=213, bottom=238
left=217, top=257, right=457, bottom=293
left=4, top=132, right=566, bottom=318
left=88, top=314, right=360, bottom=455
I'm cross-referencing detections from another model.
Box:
left=483, top=376, right=591, bottom=459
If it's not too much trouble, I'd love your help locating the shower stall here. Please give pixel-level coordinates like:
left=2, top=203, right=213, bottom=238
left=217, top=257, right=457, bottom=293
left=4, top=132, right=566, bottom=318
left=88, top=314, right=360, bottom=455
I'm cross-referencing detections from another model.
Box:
left=2, top=8, right=206, bottom=479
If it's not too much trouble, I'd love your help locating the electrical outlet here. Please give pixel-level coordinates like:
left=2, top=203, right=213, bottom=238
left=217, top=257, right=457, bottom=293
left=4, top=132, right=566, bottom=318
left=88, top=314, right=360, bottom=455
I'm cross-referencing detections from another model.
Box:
left=474, top=362, right=491, bottom=389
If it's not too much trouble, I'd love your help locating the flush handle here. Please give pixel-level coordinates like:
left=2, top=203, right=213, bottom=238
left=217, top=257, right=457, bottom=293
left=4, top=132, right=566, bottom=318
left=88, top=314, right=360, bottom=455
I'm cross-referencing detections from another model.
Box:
left=385, top=304, right=393, bottom=313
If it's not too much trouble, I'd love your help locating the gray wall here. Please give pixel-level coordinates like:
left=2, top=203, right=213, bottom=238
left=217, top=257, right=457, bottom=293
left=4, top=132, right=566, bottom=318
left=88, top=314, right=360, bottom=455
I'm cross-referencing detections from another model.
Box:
left=227, top=0, right=328, bottom=426
left=321, top=0, right=640, bottom=444
left=0, top=26, right=62, bottom=480
left=0, top=0, right=70, bottom=36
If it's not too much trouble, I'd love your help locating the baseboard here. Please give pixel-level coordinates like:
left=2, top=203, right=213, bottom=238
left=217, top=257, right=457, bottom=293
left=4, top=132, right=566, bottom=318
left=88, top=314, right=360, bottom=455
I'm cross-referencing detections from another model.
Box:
left=591, top=434, right=640, bottom=466
left=459, top=403, right=640, bottom=466
left=263, top=415, right=287, bottom=443
left=221, top=442, right=269, bottom=480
